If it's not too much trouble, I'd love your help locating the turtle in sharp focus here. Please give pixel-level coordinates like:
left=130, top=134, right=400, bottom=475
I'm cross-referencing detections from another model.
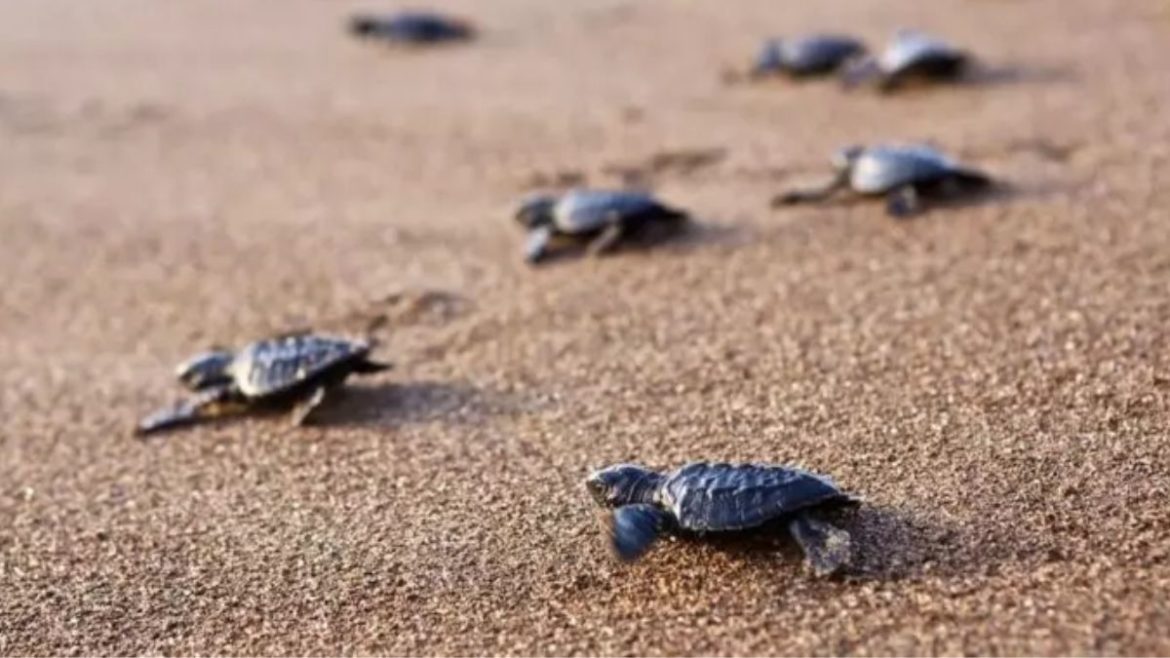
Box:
left=136, top=334, right=391, bottom=437
left=842, top=30, right=969, bottom=91
left=586, top=461, right=859, bottom=576
left=751, top=34, right=866, bottom=79
left=516, top=188, right=689, bottom=264
left=347, top=11, right=475, bottom=45
left=773, top=143, right=993, bottom=217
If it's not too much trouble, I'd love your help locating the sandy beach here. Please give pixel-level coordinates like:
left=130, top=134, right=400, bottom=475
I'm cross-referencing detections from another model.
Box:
left=2, top=0, right=1168, bottom=654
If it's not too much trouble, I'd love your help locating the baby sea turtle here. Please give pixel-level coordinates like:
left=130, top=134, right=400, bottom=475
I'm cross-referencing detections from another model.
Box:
left=516, top=189, right=689, bottom=264
left=843, top=30, right=968, bottom=91
left=751, top=34, right=866, bottom=79
left=774, top=143, right=993, bottom=217
left=586, top=461, right=858, bottom=576
left=136, top=334, right=390, bottom=436
left=348, top=11, right=475, bottom=45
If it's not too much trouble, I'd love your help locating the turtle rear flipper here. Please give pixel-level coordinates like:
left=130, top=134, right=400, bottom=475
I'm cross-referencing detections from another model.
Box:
left=135, top=385, right=243, bottom=438
left=605, top=504, right=670, bottom=562
left=585, top=221, right=625, bottom=257
left=949, top=167, right=993, bottom=190
left=788, top=512, right=852, bottom=577
left=353, top=358, right=393, bottom=374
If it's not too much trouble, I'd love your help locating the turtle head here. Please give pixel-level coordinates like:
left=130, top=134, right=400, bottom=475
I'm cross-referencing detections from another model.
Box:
left=750, top=39, right=784, bottom=77
left=832, top=145, right=866, bottom=172
left=585, top=464, right=664, bottom=508
left=175, top=349, right=235, bottom=390
left=514, top=194, right=558, bottom=229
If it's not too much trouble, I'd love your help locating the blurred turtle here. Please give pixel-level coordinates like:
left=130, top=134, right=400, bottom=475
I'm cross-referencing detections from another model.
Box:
left=843, top=30, right=969, bottom=91
left=136, top=334, right=390, bottom=436
left=515, top=189, right=689, bottom=264
left=773, top=143, right=992, bottom=216
left=348, top=11, right=475, bottom=45
left=586, top=461, right=859, bottom=576
left=751, top=34, right=866, bottom=79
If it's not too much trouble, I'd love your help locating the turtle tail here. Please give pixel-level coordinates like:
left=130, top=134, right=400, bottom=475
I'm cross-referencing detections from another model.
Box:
left=603, top=504, right=670, bottom=562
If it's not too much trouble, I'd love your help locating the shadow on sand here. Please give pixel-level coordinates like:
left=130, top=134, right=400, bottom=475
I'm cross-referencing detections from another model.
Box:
left=667, top=505, right=979, bottom=582
left=320, top=380, right=518, bottom=429
left=527, top=218, right=747, bottom=268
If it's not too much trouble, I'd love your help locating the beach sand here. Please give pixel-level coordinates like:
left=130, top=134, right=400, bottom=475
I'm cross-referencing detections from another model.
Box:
left=1, top=0, right=1168, bottom=654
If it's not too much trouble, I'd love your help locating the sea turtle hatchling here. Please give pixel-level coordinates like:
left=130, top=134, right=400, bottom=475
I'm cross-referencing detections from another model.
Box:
left=586, top=461, right=859, bottom=576
left=136, top=334, right=391, bottom=436
left=773, top=143, right=993, bottom=217
left=842, top=30, right=969, bottom=91
left=347, top=11, right=475, bottom=45
left=750, top=34, right=866, bottom=79
left=515, top=188, right=689, bottom=264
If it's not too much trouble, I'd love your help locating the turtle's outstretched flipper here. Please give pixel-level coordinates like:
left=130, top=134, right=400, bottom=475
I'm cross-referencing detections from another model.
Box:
left=604, top=504, right=670, bottom=562
left=135, top=386, right=241, bottom=438
left=524, top=225, right=556, bottom=264
left=773, top=172, right=848, bottom=207
left=788, top=512, right=852, bottom=577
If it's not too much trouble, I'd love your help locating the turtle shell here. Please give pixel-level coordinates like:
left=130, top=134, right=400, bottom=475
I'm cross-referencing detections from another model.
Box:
left=658, top=462, right=851, bottom=532
left=229, top=335, right=371, bottom=398
left=552, top=189, right=670, bottom=235
left=849, top=144, right=961, bottom=194
left=880, top=31, right=965, bottom=75
left=756, top=35, right=865, bottom=76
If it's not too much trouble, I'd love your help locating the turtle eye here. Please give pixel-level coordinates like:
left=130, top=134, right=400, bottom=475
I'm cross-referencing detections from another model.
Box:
left=585, top=476, right=611, bottom=506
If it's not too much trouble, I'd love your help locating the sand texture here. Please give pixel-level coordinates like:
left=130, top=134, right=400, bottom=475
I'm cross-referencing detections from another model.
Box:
left=2, top=0, right=1169, bottom=655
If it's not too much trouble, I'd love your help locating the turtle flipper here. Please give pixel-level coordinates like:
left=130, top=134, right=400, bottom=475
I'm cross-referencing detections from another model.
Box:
left=353, top=358, right=393, bottom=374
left=135, top=385, right=242, bottom=438
left=524, top=225, right=556, bottom=264
left=773, top=172, right=848, bottom=207
left=787, top=512, right=852, bottom=577
left=290, top=385, right=332, bottom=427
left=604, top=504, right=670, bottom=562
left=886, top=184, right=922, bottom=217
left=586, top=222, right=625, bottom=257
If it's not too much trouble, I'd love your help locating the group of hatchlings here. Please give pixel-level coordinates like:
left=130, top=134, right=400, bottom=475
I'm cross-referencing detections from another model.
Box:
left=135, top=13, right=1003, bottom=577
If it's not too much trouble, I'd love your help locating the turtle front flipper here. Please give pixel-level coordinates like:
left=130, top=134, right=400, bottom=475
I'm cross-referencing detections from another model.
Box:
left=135, top=385, right=243, bottom=438
left=773, top=171, right=848, bottom=207
left=524, top=225, right=556, bottom=264
left=604, top=504, right=671, bottom=562
left=886, top=184, right=923, bottom=217
left=787, top=512, right=852, bottom=577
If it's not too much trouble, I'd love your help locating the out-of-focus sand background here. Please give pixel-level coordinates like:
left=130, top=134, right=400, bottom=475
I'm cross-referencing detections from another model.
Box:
left=2, top=0, right=1169, bottom=654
